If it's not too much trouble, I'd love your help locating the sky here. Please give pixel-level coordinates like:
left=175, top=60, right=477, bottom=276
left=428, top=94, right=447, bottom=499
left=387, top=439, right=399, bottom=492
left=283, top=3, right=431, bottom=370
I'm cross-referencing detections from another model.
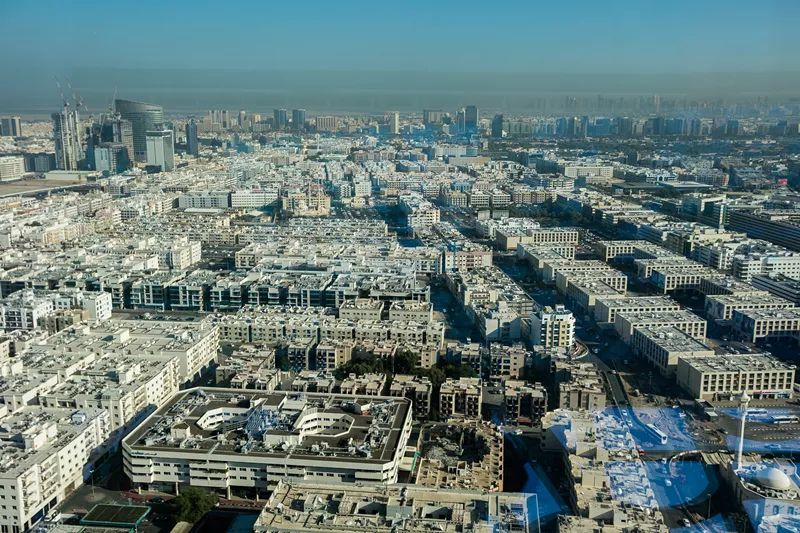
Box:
left=1, top=0, right=799, bottom=114
left=1, top=0, right=798, bottom=73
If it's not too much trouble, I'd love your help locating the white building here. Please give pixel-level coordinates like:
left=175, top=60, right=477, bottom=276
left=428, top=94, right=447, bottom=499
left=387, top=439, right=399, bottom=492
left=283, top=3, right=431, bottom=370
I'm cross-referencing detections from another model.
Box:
left=145, top=129, right=175, bottom=172
left=0, top=156, right=25, bottom=181
left=123, top=388, right=413, bottom=497
left=0, top=407, right=111, bottom=533
left=530, top=305, right=575, bottom=349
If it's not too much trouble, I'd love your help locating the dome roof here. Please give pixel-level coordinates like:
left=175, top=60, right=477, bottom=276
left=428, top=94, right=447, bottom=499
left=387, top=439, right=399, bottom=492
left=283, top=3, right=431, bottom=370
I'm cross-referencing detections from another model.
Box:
left=754, top=467, right=792, bottom=491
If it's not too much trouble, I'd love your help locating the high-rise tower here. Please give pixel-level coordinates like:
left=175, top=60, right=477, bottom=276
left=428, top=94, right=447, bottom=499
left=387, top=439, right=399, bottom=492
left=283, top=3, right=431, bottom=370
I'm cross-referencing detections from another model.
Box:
left=114, top=99, right=164, bottom=162
left=51, top=102, right=82, bottom=171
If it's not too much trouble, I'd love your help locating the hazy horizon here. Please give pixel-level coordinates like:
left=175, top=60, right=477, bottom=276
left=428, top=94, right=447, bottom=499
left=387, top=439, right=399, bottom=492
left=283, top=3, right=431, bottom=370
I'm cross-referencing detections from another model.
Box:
left=1, top=0, right=799, bottom=116
left=3, top=67, right=800, bottom=118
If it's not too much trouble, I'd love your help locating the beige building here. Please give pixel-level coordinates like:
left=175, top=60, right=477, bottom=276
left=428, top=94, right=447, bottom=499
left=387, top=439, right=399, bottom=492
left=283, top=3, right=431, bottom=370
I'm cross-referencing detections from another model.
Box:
left=338, top=298, right=384, bottom=321
left=439, top=377, right=482, bottom=419
left=389, top=374, right=433, bottom=417
left=733, top=307, right=800, bottom=343
left=705, top=292, right=795, bottom=322
left=594, top=295, right=681, bottom=324
left=676, top=354, right=795, bottom=400
left=631, top=325, right=714, bottom=376
left=615, top=309, right=707, bottom=344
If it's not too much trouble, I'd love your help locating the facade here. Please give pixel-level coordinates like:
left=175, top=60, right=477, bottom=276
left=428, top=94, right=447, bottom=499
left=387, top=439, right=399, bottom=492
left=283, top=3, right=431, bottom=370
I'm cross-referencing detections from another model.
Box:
left=389, top=374, right=433, bottom=417
left=291, top=109, right=306, bottom=131
left=122, top=388, right=413, bottom=497
left=94, top=143, right=130, bottom=175
left=0, top=116, right=21, bottom=137
left=503, top=380, right=547, bottom=426
left=338, top=298, right=384, bottom=321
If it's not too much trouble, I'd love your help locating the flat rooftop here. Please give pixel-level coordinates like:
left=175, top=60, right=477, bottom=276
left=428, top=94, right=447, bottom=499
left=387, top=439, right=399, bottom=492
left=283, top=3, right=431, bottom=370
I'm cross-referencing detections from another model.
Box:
left=682, top=354, right=795, bottom=373
left=634, top=325, right=712, bottom=352
left=125, top=387, right=411, bottom=465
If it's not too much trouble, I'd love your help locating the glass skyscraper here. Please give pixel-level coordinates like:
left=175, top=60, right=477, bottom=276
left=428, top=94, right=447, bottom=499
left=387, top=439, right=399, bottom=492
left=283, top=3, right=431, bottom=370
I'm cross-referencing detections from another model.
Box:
left=114, top=99, right=164, bottom=162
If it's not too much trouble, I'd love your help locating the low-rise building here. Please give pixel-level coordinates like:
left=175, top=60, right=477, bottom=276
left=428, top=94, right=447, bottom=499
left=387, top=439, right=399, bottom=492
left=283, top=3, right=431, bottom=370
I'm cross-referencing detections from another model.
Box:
left=733, top=307, right=800, bottom=343
left=631, top=325, right=714, bottom=376
left=503, top=380, right=547, bottom=426
left=676, top=354, right=795, bottom=400
left=123, top=387, right=413, bottom=497
left=705, top=292, right=795, bottom=322
left=615, top=309, right=707, bottom=344
left=253, top=480, right=531, bottom=532
left=594, top=295, right=681, bottom=324
left=439, top=377, right=482, bottom=419
left=389, top=374, right=432, bottom=417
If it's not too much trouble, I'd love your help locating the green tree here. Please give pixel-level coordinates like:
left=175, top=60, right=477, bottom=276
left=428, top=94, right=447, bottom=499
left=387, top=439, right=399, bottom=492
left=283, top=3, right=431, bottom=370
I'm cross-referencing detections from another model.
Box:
left=174, top=487, right=218, bottom=523
left=393, top=351, right=417, bottom=374
left=276, top=352, right=290, bottom=372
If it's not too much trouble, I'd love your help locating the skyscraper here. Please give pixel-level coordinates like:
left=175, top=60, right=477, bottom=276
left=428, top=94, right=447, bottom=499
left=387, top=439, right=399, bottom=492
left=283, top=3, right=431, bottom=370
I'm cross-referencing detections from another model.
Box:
left=51, top=102, right=82, bottom=171
left=389, top=112, right=400, bottom=135
left=273, top=109, right=288, bottom=130
left=100, top=114, right=134, bottom=168
left=491, top=114, right=504, bottom=139
left=0, top=116, right=22, bottom=137
left=186, top=119, right=199, bottom=156
left=292, top=109, right=306, bottom=132
left=456, top=109, right=466, bottom=133
left=115, top=99, right=164, bottom=162
left=145, top=130, right=175, bottom=172
left=464, top=105, right=479, bottom=133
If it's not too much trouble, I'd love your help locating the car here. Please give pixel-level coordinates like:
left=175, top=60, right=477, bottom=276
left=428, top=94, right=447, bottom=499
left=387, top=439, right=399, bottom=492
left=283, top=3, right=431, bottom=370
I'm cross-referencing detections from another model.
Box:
left=149, top=496, right=165, bottom=504
left=680, top=518, right=692, bottom=527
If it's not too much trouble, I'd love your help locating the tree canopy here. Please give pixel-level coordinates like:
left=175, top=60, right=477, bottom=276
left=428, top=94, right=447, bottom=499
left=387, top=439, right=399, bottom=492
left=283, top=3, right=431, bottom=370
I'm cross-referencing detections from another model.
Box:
left=174, top=487, right=218, bottom=523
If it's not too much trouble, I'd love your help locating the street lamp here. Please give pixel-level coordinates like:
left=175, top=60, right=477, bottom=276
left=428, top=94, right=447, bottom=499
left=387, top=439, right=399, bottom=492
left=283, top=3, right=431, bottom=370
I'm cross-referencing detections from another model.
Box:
left=533, top=492, right=542, bottom=533
left=735, top=391, right=750, bottom=471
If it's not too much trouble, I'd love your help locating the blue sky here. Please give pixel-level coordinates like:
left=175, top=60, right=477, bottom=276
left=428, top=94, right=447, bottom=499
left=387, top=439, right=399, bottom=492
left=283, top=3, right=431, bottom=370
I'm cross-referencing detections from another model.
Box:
left=1, top=0, right=798, bottom=74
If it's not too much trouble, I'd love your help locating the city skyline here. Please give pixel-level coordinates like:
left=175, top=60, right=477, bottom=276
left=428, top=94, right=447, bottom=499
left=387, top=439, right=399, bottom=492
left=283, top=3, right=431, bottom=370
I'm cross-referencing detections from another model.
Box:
left=2, top=2, right=800, bottom=532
